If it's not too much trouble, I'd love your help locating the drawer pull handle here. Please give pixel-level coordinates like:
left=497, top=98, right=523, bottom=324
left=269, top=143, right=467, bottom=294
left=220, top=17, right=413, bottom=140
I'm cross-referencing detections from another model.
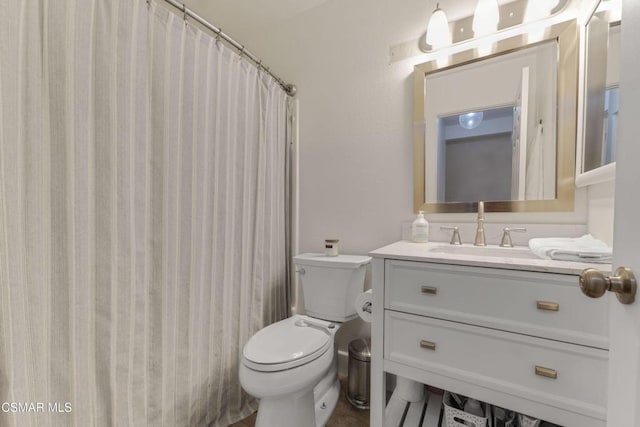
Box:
left=535, top=366, right=557, bottom=379
left=419, top=340, right=436, bottom=351
left=536, top=301, right=559, bottom=311
left=421, top=286, right=438, bottom=295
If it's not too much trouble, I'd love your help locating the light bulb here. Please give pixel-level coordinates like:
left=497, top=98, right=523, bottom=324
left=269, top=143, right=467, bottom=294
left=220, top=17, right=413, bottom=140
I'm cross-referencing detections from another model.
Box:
left=459, top=112, right=484, bottom=130
left=426, top=4, right=452, bottom=50
left=472, top=0, right=500, bottom=38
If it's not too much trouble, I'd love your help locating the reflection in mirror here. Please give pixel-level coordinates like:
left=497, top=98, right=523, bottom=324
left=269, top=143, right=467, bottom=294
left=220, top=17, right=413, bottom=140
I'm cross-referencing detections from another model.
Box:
left=439, top=107, right=514, bottom=203
left=601, top=86, right=618, bottom=165
left=413, top=20, right=578, bottom=213
left=583, top=0, right=621, bottom=173
left=429, top=41, right=557, bottom=204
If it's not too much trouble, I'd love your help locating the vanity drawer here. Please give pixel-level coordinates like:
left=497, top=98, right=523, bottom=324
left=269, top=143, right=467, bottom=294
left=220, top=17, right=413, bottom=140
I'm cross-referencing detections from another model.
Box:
left=384, top=310, right=608, bottom=420
left=385, top=259, right=609, bottom=349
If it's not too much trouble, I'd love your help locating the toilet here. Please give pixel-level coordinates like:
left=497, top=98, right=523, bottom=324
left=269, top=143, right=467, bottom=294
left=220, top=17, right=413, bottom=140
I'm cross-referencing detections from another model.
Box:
left=239, top=253, right=371, bottom=427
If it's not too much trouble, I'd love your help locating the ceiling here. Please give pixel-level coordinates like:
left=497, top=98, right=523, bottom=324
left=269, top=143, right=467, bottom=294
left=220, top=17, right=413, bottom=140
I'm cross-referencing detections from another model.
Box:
left=182, top=0, right=522, bottom=43
left=184, top=0, right=333, bottom=40
left=181, top=0, right=581, bottom=57
left=184, top=0, right=522, bottom=25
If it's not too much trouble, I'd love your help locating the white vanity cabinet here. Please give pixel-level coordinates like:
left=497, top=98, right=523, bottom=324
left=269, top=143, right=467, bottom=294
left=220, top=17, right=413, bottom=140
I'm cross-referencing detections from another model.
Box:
left=369, top=242, right=610, bottom=427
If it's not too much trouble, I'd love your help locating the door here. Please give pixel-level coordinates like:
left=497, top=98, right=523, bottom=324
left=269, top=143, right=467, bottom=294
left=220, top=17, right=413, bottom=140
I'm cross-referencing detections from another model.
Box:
left=606, top=0, right=640, bottom=424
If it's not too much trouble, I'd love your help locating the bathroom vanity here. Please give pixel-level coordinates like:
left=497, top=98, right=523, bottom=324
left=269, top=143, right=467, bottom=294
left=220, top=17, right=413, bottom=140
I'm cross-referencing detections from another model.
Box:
left=369, top=241, right=610, bottom=427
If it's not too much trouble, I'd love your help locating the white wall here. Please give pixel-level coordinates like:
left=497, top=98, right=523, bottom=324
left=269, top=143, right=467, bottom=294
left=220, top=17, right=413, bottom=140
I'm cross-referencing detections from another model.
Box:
left=267, top=0, right=420, bottom=256
left=587, top=180, right=615, bottom=245
left=194, top=0, right=596, bottom=256
left=185, top=0, right=616, bottom=374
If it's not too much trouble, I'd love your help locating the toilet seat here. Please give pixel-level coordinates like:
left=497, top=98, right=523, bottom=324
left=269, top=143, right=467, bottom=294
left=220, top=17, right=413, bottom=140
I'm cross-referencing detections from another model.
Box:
left=242, top=315, right=334, bottom=372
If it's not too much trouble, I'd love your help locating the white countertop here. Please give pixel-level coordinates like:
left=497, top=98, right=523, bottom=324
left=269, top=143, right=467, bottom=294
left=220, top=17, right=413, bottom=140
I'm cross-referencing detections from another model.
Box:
left=369, top=240, right=612, bottom=275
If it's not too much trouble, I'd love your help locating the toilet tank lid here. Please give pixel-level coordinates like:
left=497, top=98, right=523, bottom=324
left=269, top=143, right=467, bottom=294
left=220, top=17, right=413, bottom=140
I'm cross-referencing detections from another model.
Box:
left=294, top=253, right=371, bottom=268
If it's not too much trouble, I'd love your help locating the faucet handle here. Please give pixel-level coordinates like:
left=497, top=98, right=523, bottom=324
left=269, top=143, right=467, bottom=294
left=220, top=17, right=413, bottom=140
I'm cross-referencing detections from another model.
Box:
left=440, top=226, right=462, bottom=245
left=500, top=227, right=527, bottom=247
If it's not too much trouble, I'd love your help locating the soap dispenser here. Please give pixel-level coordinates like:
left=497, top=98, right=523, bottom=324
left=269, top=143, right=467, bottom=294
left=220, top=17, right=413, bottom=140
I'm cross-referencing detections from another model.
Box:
left=411, top=211, right=429, bottom=243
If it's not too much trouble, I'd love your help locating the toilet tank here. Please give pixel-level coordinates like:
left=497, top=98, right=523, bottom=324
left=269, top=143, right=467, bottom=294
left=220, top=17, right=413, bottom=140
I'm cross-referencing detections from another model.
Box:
left=294, top=253, right=371, bottom=322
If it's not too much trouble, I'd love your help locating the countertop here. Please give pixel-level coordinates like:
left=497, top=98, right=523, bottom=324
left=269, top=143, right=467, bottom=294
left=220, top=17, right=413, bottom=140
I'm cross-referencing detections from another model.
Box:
left=369, top=240, right=612, bottom=275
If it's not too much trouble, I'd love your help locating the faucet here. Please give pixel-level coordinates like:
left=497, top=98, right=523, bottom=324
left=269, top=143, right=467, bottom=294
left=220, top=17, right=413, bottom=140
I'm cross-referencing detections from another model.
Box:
left=474, top=201, right=486, bottom=246
left=441, top=226, right=462, bottom=245
left=500, top=227, right=527, bottom=247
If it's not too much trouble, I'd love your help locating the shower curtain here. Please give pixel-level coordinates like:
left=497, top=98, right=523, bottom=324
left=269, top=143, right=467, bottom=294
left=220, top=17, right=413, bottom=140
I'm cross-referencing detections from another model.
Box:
left=0, top=1, right=289, bottom=426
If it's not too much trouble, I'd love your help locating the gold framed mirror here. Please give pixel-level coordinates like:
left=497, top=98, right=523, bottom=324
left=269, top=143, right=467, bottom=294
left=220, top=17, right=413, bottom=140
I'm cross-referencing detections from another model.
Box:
left=413, top=20, right=578, bottom=213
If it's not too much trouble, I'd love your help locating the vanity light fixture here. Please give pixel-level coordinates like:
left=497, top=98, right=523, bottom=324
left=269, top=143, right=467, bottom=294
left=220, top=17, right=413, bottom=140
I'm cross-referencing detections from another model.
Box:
left=412, top=0, right=569, bottom=59
left=458, top=111, right=484, bottom=130
left=472, top=0, right=500, bottom=38
left=425, top=3, right=452, bottom=51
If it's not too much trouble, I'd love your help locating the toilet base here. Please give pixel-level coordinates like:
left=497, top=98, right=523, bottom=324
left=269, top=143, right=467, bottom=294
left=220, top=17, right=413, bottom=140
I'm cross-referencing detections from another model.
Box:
left=252, top=377, right=340, bottom=427
left=252, top=361, right=340, bottom=427
left=314, top=378, right=340, bottom=427
left=254, top=387, right=316, bottom=427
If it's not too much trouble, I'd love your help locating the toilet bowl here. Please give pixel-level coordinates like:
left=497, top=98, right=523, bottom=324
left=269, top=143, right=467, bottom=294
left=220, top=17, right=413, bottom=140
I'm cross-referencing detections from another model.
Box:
left=239, top=253, right=371, bottom=427
left=239, top=315, right=341, bottom=427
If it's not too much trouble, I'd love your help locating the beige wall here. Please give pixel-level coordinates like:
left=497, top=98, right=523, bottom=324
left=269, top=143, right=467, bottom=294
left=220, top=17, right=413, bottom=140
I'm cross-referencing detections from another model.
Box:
left=185, top=0, right=616, bottom=371
left=186, top=0, right=598, bottom=256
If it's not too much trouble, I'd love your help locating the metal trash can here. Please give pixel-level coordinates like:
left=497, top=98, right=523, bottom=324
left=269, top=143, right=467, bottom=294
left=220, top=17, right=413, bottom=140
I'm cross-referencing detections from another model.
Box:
left=347, top=337, right=371, bottom=409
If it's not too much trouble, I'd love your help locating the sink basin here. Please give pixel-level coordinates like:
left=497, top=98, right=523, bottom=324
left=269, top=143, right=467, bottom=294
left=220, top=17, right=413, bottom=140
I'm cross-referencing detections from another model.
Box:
left=428, top=245, right=540, bottom=260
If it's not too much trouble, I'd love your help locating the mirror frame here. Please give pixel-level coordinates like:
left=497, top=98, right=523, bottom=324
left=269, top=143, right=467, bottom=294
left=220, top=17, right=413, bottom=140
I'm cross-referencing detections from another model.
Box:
left=413, top=20, right=578, bottom=213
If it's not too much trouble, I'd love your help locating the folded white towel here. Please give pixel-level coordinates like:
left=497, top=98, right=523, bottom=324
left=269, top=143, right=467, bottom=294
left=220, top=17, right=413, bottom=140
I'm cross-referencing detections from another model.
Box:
left=528, top=234, right=612, bottom=263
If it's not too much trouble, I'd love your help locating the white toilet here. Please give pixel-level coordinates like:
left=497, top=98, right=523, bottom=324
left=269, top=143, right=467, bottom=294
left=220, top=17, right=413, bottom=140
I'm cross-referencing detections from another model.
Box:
left=239, top=253, right=371, bottom=427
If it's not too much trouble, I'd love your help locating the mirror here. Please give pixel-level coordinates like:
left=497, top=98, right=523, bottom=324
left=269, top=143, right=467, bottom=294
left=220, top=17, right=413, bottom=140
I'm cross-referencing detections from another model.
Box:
left=580, top=0, right=621, bottom=176
left=426, top=42, right=558, bottom=204
left=414, top=20, right=578, bottom=213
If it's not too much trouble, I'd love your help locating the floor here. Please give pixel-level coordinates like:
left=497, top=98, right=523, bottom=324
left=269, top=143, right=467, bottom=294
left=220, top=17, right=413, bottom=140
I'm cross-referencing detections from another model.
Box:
left=230, top=379, right=370, bottom=427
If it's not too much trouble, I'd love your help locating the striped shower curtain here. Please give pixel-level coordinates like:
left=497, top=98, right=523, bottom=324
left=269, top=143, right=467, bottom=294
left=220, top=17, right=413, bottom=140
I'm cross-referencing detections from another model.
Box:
left=0, top=0, right=289, bottom=426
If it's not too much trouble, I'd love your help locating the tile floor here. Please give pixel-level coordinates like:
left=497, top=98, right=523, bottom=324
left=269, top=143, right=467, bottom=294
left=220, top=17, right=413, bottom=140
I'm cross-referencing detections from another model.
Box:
left=230, top=380, right=370, bottom=427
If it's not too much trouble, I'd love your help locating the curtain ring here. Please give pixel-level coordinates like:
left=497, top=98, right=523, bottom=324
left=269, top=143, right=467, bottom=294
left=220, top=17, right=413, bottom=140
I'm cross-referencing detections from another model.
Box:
left=239, top=45, right=245, bottom=57
left=215, top=28, right=222, bottom=42
left=182, top=3, right=187, bottom=23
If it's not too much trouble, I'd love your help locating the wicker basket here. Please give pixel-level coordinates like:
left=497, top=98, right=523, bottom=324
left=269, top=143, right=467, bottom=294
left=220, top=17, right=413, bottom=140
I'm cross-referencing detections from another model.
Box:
left=443, top=392, right=489, bottom=427
left=518, top=413, right=542, bottom=427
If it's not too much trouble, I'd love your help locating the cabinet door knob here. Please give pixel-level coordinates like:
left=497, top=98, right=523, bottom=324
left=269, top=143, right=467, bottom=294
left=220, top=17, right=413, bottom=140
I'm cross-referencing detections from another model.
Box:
left=580, top=267, right=637, bottom=305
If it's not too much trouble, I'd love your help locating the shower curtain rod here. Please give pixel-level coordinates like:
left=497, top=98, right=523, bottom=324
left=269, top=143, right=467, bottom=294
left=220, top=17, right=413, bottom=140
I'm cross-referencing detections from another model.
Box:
left=157, top=0, right=297, bottom=97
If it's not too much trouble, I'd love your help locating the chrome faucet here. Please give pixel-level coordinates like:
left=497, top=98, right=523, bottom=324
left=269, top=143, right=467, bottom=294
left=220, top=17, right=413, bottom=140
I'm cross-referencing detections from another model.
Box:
left=474, top=201, right=486, bottom=246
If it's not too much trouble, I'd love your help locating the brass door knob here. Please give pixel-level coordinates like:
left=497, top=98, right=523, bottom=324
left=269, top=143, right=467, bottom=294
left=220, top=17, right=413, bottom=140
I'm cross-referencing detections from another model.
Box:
left=579, top=267, right=637, bottom=305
